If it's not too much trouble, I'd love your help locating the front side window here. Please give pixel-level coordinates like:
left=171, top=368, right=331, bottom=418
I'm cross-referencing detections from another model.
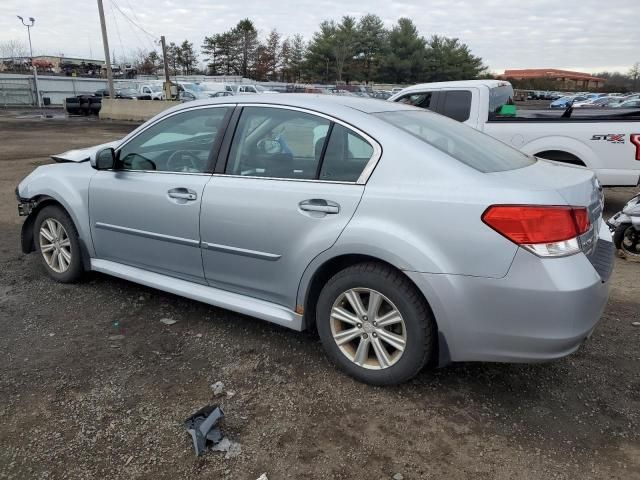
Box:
left=225, top=107, right=330, bottom=180
left=117, top=107, right=230, bottom=173
left=376, top=110, right=535, bottom=173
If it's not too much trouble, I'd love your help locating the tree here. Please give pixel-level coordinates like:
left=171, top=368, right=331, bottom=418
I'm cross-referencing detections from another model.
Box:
left=289, top=34, right=306, bottom=82
left=355, top=14, right=387, bottom=83
left=178, top=40, right=198, bottom=75
left=234, top=19, right=259, bottom=78
left=254, top=29, right=281, bottom=81
left=628, top=62, right=640, bottom=91
left=201, top=35, right=219, bottom=75
left=166, top=42, right=179, bottom=75
left=0, top=40, right=29, bottom=71
left=305, top=20, right=337, bottom=82
left=424, top=35, right=485, bottom=82
left=380, top=18, right=427, bottom=84
left=333, top=16, right=358, bottom=83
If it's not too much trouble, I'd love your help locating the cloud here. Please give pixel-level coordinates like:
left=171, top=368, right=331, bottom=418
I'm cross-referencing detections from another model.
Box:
left=2, top=0, right=638, bottom=73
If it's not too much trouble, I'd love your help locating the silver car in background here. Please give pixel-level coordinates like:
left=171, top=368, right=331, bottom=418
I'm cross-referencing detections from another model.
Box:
left=16, top=95, right=614, bottom=385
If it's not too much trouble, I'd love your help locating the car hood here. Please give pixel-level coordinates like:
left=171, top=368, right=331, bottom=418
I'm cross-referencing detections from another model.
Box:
left=51, top=140, right=120, bottom=163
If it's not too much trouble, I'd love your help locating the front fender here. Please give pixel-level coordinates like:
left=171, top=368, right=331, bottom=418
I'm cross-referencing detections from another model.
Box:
left=18, top=163, right=96, bottom=257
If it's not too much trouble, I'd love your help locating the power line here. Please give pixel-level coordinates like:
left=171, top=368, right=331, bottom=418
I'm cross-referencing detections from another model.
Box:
left=108, top=1, right=126, bottom=63
left=109, top=0, right=157, bottom=42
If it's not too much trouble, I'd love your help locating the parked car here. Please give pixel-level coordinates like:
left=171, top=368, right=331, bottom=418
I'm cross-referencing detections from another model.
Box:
left=138, top=83, right=165, bottom=100
left=94, top=88, right=152, bottom=100
left=613, top=99, right=640, bottom=108
left=389, top=80, right=640, bottom=186
left=17, top=95, right=613, bottom=385
left=572, top=96, right=625, bottom=108
left=549, top=95, right=588, bottom=108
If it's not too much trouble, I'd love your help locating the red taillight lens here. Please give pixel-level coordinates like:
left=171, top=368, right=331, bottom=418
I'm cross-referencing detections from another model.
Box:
left=482, top=205, right=590, bottom=245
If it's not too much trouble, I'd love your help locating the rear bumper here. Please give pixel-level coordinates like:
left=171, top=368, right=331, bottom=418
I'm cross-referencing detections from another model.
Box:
left=408, top=224, right=613, bottom=364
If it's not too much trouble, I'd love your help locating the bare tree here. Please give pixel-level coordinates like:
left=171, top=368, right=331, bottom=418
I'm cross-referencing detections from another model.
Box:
left=629, top=62, right=640, bottom=91
left=0, top=40, right=29, bottom=71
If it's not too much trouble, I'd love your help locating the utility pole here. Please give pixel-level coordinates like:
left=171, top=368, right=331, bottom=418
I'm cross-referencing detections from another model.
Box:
left=160, top=36, right=172, bottom=100
left=17, top=16, right=41, bottom=108
left=97, top=0, right=115, bottom=99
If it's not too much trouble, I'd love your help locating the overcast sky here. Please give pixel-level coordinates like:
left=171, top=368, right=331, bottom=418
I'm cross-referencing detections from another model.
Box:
left=1, top=0, right=638, bottom=74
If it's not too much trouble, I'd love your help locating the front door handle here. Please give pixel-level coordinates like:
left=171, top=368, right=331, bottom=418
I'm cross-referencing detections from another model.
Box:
left=168, top=188, right=197, bottom=201
left=299, top=199, right=340, bottom=214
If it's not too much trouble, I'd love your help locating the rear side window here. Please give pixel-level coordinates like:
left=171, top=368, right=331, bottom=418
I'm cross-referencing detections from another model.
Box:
left=375, top=110, right=535, bottom=173
left=319, top=124, right=374, bottom=182
left=438, top=90, right=472, bottom=122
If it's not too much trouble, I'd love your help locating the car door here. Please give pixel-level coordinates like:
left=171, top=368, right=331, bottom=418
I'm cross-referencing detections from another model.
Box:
left=200, top=105, right=380, bottom=308
left=89, top=105, right=233, bottom=284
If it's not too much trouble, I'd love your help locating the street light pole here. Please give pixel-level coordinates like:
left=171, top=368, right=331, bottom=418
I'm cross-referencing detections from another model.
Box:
left=17, top=16, right=41, bottom=108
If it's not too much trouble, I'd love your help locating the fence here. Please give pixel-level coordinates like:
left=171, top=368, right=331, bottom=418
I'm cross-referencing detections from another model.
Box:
left=0, top=74, right=108, bottom=106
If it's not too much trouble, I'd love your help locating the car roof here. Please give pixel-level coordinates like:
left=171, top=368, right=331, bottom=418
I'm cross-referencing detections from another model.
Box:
left=396, top=79, right=511, bottom=91
left=169, top=93, right=417, bottom=116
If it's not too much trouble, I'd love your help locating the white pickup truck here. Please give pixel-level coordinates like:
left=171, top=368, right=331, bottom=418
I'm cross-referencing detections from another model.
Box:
left=389, top=80, right=640, bottom=186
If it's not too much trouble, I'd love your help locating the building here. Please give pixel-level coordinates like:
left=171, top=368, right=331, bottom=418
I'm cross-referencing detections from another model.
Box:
left=501, top=69, right=606, bottom=90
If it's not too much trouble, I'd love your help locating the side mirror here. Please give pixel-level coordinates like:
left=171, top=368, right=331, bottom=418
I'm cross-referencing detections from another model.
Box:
left=92, top=147, right=116, bottom=170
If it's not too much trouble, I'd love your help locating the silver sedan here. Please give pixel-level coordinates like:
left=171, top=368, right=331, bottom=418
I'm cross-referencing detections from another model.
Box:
left=16, top=94, right=613, bottom=384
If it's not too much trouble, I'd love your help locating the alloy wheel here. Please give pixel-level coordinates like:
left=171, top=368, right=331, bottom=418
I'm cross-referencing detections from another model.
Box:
left=39, top=218, right=72, bottom=273
left=330, top=288, right=407, bottom=370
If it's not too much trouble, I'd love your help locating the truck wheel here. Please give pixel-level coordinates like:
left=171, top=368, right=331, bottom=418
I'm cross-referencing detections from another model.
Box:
left=34, top=205, right=84, bottom=283
left=316, top=262, right=435, bottom=385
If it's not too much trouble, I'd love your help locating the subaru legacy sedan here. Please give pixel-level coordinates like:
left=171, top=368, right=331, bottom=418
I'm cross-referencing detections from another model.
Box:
left=16, top=95, right=614, bottom=385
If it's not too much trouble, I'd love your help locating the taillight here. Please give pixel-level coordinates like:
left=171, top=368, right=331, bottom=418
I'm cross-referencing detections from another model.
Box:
left=482, top=205, right=591, bottom=257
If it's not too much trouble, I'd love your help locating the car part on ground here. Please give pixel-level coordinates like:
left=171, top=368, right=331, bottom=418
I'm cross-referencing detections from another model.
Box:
left=184, top=405, right=224, bottom=456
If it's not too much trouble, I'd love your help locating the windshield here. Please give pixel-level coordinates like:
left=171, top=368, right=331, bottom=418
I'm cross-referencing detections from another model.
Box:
left=488, top=85, right=514, bottom=114
left=375, top=110, right=535, bottom=173
left=255, top=85, right=266, bottom=92
left=149, top=85, right=162, bottom=92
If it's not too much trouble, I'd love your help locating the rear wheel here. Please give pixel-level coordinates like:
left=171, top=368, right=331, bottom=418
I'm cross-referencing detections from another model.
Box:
left=316, top=262, right=435, bottom=385
left=34, top=205, right=84, bottom=283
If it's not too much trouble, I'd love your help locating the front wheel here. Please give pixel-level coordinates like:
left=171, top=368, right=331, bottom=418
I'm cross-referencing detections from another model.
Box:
left=614, top=223, right=640, bottom=257
left=316, top=262, right=435, bottom=385
left=34, top=205, right=84, bottom=282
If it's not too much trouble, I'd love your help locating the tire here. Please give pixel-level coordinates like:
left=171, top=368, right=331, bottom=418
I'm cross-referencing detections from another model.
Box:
left=614, top=223, right=640, bottom=257
left=33, top=205, right=84, bottom=283
left=316, top=262, right=435, bottom=385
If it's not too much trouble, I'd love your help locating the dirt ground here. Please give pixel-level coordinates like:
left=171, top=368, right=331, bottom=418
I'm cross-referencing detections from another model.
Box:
left=0, top=110, right=639, bottom=480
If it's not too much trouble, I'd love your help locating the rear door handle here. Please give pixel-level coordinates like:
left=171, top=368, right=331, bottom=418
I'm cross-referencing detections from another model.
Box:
left=299, top=199, right=340, bottom=214
left=168, top=188, right=197, bottom=201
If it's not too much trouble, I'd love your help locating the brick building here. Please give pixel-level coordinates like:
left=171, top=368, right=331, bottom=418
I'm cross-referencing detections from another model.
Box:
left=501, top=69, right=606, bottom=90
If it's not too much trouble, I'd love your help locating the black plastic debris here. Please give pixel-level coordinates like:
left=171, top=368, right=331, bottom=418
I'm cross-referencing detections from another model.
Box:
left=184, top=405, right=224, bottom=456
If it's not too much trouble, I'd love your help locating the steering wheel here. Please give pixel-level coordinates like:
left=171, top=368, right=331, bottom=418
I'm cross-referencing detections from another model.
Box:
left=167, top=150, right=201, bottom=172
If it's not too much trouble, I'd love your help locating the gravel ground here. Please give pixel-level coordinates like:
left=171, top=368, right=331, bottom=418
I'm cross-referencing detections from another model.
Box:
left=0, top=112, right=639, bottom=480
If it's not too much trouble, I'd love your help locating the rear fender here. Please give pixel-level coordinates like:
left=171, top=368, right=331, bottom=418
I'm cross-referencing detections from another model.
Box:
left=521, top=136, right=597, bottom=169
